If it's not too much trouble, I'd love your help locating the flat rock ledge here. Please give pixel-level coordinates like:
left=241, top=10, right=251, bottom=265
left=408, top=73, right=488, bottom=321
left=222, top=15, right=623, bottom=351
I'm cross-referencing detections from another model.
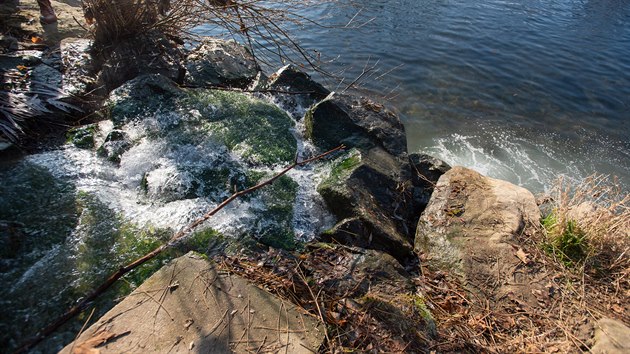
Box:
left=61, top=252, right=323, bottom=353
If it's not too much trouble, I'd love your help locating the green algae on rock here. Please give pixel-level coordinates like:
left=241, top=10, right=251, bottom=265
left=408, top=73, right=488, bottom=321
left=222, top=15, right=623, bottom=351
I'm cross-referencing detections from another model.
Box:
left=67, top=123, right=99, bottom=149
left=186, top=89, right=297, bottom=165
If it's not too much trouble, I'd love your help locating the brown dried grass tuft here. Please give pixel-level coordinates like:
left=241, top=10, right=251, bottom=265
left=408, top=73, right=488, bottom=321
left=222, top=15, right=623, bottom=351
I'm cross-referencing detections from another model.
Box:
left=541, top=174, right=629, bottom=292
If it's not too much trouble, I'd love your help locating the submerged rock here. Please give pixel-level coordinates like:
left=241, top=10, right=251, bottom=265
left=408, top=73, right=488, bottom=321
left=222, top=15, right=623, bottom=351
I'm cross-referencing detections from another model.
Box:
left=185, top=37, right=259, bottom=88
left=96, top=129, right=131, bottom=163
left=67, top=123, right=98, bottom=149
left=60, top=252, right=324, bottom=354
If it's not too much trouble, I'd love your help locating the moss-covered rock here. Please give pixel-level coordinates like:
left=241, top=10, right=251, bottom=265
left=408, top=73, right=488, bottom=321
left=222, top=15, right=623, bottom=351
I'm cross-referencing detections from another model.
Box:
left=67, top=123, right=98, bottom=149
left=256, top=174, right=299, bottom=249
left=186, top=89, right=297, bottom=165
left=107, top=74, right=185, bottom=125
left=317, top=149, right=362, bottom=218
left=96, top=129, right=131, bottom=163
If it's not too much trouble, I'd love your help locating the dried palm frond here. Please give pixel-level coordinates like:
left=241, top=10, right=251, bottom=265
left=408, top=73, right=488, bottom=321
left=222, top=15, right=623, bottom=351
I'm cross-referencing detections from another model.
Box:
left=0, top=81, right=83, bottom=143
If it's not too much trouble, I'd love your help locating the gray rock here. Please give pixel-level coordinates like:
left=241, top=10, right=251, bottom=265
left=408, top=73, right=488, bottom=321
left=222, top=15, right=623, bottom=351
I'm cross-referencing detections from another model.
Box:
left=591, top=318, right=630, bottom=354
left=305, top=93, right=407, bottom=157
left=185, top=38, right=259, bottom=88
left=414, top=166, right=545, bottom=306
left=60, top=252, right=324, bottom=354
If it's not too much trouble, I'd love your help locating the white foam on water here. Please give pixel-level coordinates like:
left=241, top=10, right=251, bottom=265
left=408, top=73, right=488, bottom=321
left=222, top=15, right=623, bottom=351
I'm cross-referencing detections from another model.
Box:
left=418, top=127, right=627, bottom=193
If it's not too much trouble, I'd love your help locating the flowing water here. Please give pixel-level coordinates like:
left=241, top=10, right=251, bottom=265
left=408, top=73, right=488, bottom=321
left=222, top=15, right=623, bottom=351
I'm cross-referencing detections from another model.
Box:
left=222, top=0, right=630, bottom=192
left=3, top=0, right=629, bottom=351
left=0, top=85, right=335, bottom=351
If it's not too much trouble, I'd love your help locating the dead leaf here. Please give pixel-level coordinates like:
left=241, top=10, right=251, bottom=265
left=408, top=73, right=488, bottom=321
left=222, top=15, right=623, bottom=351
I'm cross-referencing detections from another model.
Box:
left=611, top=304, right=624, bottom=314
left=515, top=248, right=530, bottom=264
left=31, top=36, right=44, bottom=44
left=16, top=65, right=28, bottom=71
left=72, top=330, right=118, bottom=354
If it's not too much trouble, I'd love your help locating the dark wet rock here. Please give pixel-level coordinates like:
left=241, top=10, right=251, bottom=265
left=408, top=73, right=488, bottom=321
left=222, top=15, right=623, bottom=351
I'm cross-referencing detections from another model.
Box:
left=317, top=148, right=417, bottom=262
left=0, top=35, right=18, bottom=52
left=67, top=123, right=98, bottom=149
left=185, top=38, right=259, bottom=88
left=264, top=65, right=330, bottom=119
left=107, top=74, right=184, bottom=125
left=305, top=93, right=407, bottom=157
left=97, top=129, right=131, bottom=164
left=407, top=153, right=451, bottom=210
left=96, top=31, right=185, bottom=92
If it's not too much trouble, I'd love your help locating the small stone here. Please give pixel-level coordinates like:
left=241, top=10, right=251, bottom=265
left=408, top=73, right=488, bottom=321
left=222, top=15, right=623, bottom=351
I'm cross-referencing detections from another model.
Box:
left=591, top=318, right=630, bottom=354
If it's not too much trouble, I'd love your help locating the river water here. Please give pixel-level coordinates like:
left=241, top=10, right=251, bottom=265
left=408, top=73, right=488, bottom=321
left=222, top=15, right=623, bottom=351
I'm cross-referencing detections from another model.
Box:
left=236, top=0, right=630, bottom=192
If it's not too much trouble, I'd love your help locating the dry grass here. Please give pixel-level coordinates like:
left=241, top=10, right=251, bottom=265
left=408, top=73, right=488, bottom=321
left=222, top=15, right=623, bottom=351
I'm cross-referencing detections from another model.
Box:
left=540, top=174, right=629, bottom=292
left=81, top=0, right=203, bottom=45
left=81, top=0, right=344, bottom=76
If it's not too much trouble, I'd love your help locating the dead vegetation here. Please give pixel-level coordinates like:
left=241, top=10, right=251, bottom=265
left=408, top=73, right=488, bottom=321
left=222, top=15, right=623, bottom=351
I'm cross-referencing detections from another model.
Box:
left=540, top=174, right=629, bottom=292
left=219, top=173, right=629, bottom=353
left=218, top=244, right=433, bottom=353
left=81, top=0, right=344, bottom=72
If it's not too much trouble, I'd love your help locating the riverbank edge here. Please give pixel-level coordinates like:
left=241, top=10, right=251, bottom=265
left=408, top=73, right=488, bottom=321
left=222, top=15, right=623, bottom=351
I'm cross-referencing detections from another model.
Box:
left=2, top=3, right=628, bottom=353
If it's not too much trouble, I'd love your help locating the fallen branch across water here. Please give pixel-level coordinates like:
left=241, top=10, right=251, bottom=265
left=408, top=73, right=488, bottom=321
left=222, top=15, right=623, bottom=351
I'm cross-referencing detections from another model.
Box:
left=14, top=144, right=345, bottom=354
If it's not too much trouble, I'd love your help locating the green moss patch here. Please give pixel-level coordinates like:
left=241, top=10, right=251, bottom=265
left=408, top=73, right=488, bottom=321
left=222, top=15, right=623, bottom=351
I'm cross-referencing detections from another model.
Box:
left=67, top=124, right=98, bottom=149
left=185, top=89, right=297, bottom=165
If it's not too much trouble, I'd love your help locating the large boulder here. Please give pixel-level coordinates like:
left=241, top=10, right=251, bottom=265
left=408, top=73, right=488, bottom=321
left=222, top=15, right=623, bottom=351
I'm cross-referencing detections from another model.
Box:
left=415, top=166, right=545, bottom=305
left=305, top=93, right=407, bottom=158
left=185, top=38, right=259, bottom=88
left=318, top=148, right=416, bottom=261
left=60, top=252, right=324, bottom=353
left=308, top=93, right=449, bottom=263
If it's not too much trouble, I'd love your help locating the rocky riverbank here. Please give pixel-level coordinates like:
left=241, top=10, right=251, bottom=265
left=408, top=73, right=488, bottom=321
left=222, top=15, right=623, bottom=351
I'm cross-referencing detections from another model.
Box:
left=2, top=3, right=628, bottom=353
